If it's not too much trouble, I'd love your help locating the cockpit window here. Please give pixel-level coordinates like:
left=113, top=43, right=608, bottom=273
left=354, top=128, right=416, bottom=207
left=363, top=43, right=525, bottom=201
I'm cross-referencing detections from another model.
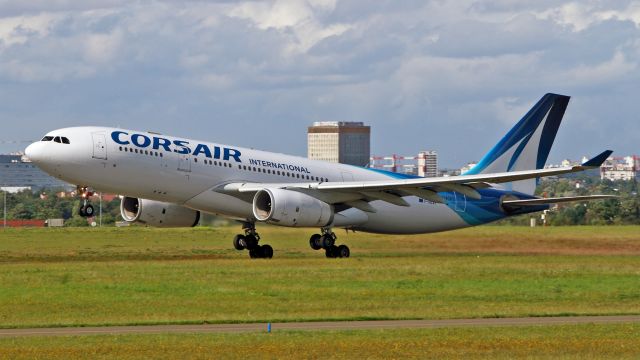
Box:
left=41, top=136, right=54, bottom=142
left=61, top=137, right=70, bottom=144
left=54, top=136, right=62, bottom=143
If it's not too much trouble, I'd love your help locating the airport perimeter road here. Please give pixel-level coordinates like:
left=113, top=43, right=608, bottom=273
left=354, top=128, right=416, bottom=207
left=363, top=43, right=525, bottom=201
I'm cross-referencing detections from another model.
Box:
left=1, top=315, right=639, bottom=338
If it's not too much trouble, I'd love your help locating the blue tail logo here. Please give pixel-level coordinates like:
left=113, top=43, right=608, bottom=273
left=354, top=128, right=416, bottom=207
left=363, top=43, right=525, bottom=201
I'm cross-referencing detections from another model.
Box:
left=464, top=93, right=570, bottom=195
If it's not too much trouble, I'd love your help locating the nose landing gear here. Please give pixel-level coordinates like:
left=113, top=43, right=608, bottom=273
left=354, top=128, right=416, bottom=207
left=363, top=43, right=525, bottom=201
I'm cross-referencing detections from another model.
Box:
left=233, top=222, right=273, bottom=259
left=77, top=186, right=95, bottom=218
left=309, top=228, right=350, bottom=258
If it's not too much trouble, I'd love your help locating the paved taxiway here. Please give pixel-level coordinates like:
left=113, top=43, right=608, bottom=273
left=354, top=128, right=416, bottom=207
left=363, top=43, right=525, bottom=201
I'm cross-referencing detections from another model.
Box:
left=1, top=315, right=638, bottom=337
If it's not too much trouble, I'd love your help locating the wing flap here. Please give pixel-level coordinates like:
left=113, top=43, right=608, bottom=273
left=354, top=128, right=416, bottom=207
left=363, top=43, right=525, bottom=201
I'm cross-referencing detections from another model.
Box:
left=503, top=195, right=617, bottom=206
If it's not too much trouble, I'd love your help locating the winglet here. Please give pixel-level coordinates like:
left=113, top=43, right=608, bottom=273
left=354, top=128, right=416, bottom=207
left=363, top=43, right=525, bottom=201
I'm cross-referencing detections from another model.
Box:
left=581, top=150, right=613, bottom=168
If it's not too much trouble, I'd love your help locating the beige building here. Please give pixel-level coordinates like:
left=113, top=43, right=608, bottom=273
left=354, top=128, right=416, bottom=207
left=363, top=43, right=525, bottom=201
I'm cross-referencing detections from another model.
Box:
left=307, top=122, right=370, bottom=166
left=600, top=155, right=640, bottom=181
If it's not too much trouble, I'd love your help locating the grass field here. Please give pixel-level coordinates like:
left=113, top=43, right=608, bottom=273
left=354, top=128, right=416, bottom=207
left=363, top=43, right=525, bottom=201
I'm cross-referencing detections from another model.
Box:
left=1, top=324, right=639, bottom=359
left=0, top=226, right=639, bottom=328
left=0, top=225, right=639, bottom=357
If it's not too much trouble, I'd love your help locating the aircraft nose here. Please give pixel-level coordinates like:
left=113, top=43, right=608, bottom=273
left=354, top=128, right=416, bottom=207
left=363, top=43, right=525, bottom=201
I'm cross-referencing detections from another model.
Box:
left=25, top=142, right=42, bottom=163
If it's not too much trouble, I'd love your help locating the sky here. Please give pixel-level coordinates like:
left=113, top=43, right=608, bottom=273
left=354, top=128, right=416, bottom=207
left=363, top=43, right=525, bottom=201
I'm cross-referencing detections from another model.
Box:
left=1, top=0, right=639, bottom=168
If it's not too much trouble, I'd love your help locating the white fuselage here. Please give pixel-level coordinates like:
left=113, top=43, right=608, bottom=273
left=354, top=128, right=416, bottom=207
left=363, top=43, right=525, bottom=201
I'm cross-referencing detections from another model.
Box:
left=25, top=126, right=508, bottom=234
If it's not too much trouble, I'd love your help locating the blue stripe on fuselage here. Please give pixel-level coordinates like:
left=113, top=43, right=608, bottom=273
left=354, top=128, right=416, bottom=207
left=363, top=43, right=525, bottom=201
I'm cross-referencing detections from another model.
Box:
left=360, top=166, right=547, bottom=225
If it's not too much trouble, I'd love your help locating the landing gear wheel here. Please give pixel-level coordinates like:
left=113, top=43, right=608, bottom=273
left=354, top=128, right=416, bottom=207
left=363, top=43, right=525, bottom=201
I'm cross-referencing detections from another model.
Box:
left=233, top=234, right=246, bottom=251
left=84, top=204, right=94, bottom=217
left=244, top=235, right=259, bottom=250
left=309, top=234, right=322, bottom=250
left=321, top=235, right=335, bottom=249
left=235, top=223, right=275, bottom=259
left=325, top=245, right=339, bottom=258
left=260, top=244, right=273, bottom=259
left=337, top=245, right=350, bottom=258
left=249, top=248, right=260, bottom=259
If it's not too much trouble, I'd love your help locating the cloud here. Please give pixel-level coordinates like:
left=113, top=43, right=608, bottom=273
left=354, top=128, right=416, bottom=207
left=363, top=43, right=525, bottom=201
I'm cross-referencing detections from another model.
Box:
left=0, top=0, right=639, bottom=165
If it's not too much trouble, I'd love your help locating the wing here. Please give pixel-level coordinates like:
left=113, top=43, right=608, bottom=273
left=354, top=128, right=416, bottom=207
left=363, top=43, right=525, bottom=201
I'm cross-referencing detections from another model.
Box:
left=219, top=150, right=612, bottom=212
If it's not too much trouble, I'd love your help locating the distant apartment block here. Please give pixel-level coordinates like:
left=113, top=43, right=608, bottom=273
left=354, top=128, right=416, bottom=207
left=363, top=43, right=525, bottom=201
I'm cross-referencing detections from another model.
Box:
left=0, top=153, right=72, bottom=190
left=308, top=122, right=370, bottom=167
left=600, top=155, right=640, bottom=181
left=369, top=151, right=438, bottom=177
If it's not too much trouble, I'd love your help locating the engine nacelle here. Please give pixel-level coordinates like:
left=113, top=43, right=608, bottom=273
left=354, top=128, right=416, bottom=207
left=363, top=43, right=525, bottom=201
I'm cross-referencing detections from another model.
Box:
left=253, top=189, right=333, bottom=227
left=120, top=197, right=200, bottom=227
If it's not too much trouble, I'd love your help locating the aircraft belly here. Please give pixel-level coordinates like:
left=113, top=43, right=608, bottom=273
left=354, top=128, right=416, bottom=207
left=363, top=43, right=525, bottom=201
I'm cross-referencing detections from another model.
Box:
left=184, top=190, right=252, bottom=219
left=354, top=199, right=470, bottom=234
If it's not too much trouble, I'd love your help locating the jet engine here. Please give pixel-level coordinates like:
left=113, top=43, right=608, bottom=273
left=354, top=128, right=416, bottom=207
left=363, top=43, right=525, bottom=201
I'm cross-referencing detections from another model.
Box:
left=253, top=189, right=333, bottom=227
left=120, top=197, right=200, bottom=227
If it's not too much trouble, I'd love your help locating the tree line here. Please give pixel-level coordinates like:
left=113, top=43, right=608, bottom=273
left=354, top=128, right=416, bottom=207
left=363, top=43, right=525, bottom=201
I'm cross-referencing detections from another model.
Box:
left=2, top=175, right=638, bottom=226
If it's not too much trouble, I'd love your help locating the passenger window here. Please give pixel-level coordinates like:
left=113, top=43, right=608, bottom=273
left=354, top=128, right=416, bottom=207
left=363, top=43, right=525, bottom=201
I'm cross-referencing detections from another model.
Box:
left=54, top=136, right=61, bottom=143
left=61, top=137, right=70, bottom=144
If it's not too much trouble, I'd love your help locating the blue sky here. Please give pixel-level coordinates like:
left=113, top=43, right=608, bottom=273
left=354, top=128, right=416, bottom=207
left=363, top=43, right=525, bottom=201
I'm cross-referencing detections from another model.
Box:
left=1, top=1, right=639, bottom=167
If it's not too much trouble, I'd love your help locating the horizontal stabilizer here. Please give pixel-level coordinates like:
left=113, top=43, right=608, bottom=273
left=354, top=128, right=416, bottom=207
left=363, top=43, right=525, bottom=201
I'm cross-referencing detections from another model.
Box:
left=581, top=150, right=613, bottom=167
left=503, top=195, right=618, bottom=207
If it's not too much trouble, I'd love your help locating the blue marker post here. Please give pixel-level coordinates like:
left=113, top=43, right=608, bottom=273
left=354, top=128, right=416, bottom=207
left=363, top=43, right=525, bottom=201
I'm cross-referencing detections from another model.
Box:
left=267, top=322, right=272, bottom=333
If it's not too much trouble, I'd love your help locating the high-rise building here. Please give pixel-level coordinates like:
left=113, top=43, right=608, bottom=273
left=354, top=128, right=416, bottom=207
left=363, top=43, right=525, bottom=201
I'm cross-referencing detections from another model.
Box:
left=307, top=122, right=370, bottom=166
left=417, top=151, right=438, bottom=177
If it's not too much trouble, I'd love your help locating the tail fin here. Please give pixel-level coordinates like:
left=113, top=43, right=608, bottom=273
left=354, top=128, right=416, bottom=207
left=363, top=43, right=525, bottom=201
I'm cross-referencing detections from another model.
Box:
left=464, top=93, right=570, bottom=195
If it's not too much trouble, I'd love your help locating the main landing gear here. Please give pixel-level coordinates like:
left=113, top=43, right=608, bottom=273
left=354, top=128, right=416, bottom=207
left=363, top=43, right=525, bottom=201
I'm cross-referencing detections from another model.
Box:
left=77, top=186, right=95, bottom=218
left=233, top=223, right=273, bottom=259
left=309, top=228, right=350, bottom=258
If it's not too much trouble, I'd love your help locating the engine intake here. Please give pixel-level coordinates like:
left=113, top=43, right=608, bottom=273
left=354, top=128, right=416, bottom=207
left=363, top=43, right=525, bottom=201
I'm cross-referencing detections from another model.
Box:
left=120, top=197, right=200, bottom=227
left=253, top=189, right=333, bottom=227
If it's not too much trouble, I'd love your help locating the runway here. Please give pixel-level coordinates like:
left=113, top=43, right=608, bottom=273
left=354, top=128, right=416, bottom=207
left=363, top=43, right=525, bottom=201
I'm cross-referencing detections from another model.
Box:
left=1, top=315, right=638, bottom=338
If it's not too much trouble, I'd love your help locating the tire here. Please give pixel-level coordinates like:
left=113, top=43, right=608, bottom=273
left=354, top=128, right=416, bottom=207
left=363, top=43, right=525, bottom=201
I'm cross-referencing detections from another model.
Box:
left=325, top=245, right=338, bottom=258
left=78, top=206, right=86, bottom=217
left=84, top=204, right=95, bottom=217
left=337, top=245, right=350, bottom=258
left=261, top=244, right=273, bottom=259
left=233, top=234, right=246, bottom=251
left=321, top=235, right=335, bottom=249
left=309, top=234, right=322, bottom=250
left=244, top=235, right=259, bottom=250
left=249, top=248, right=260, bottom=259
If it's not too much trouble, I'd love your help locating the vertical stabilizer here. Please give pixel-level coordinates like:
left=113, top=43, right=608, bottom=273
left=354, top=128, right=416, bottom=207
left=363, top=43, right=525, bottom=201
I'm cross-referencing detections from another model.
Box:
left=464, top=93, right=570, bottom=195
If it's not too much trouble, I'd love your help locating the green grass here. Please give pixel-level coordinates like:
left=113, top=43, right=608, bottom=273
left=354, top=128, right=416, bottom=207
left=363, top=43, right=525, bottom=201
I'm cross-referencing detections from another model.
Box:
left=1, top=324, right=639, bottom=359
left=0, top=226, right=639, bottom=328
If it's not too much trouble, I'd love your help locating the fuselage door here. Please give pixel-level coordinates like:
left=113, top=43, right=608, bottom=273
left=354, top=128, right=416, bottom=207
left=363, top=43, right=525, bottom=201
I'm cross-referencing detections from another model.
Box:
left=91, top=132, right=107, bottom=160
left=178, top=153, right=191, bottom=172
left=341, top=172, right=354, bottom=181
left=454, top=193, right=467, bottom=212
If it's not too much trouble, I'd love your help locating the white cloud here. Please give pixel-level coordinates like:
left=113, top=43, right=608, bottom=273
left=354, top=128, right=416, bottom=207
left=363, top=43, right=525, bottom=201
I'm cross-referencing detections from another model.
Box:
left=228, top=0, right=352, bottom=53
left=0, top=1, right=639, bottom=164
left=0, top=13, right=58, bottom=47
left=537, top=1, right=640, bottom=31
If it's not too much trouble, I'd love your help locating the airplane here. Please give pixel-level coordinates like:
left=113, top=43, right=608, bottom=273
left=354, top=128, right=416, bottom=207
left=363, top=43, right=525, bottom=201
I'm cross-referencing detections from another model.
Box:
left=25, top=93, right=615, bottom=259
